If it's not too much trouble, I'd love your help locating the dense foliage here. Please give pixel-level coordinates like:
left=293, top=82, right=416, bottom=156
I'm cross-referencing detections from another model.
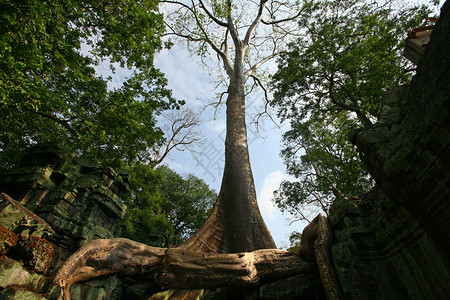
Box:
left=274, top=114, right=373, bottom=221
left=271, top=0, right=433, bottom=222
left=0, top=0, right=181, bottom=169
left=286, top=231, right=302, bottom=253
left=1, top=0, right=216, bottom=246
left=120, top=164, right=216, bottom=246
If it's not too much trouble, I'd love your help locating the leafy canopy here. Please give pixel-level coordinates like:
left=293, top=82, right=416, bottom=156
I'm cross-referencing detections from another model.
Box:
left=0, top=0, right=181, bottom=169
left=271, top=0, right=433, bottom=222
left=1, top=0, right=216, bottom=248
left=120, top=164, right=217, bottom=246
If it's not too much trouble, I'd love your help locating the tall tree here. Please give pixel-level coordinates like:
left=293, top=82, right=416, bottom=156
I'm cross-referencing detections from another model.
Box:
left=161, top=0, right=311, bottom=253
left=0, top=0, right=180, bottom=169
left=271, top=0, right=433, bottom=221
left=54, top=1, right=376, bottom=297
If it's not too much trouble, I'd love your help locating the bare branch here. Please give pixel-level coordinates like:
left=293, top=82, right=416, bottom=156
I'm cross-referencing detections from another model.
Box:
left=162, top=0, right=234, bottom=74
left=311, top=191, right=330, bottom=217
left=163, top=25, right=204, bottom=42
left=249, top=75, right=279, bottom=131
left=244, top=52, right=280, bottom=78
left=221, top=28, right=230, bottom=57
left=152, top=108, right=203, bottom=168
left=287, top=209, right=312, bottom=224
left=302, top=144, right=344, bottom=199
left=226, top=0, right=240, bottom=46
left=198, top=0, right=228, bottom=27
left=245, top=80, right=258, bottom=97
left=197, top=12, right=233, bottom=73
left=261, top=9, right=303, bottom=25
left=243, top=0, right=269, bottom=47
left=201, top=91, right=226, bottom=119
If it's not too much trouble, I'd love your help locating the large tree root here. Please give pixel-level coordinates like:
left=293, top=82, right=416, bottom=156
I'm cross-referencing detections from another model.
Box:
left=155, top=248, right=313, bottom=289
left=55, top=241, right=312, bottom=299
left=299, top=214, right=343, bottom=300
left=55, top=214, right=342, bottom=300
left=55, top=239, right=167, bottom=300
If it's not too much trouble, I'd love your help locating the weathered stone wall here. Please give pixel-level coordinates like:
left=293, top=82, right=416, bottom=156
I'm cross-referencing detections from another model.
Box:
left=148, top=274, right=324, bottom=300
left=0, top=145, right=128, bottom=299
left=333, top=1, right=450, bottom=298
left=350, top=0, right=450, bottom=262
left=330, top=190, right=449, bottom=299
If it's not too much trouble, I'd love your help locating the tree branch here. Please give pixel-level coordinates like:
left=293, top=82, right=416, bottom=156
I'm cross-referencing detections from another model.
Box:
left=55, top=238, right=312, bottom=300
left=328, top=73, right=373, bottom=127
left=152, top=108, right=203, bottom=169
left=244, top=52, right=280, bottom=78
left=162, top=0, right=234, bottom=74
left=226, top=0, right=240, bottom=47
left=22, top=107, right=79, bottom=136
left=55, top=215, right=342, bottom=300
left=198, top=0, right=228, bottom=27
left=261, top=8, right=303, bottom=25
left=192, top=1, right=233, bottom=74
left=302, top=144, right=344, bottom=199
left=221, top=28, right=230, bottom=57
left=249, top=75, right=279, bottom=129
left=243, top=0, right=269, bottom=47
left=287, top=209, right=312, bottom=224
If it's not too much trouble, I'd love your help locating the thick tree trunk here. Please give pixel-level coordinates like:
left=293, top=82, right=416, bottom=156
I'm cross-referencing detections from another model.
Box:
left=180, top=70, right=275, bottom=253
left=159, top=54, right=276, bottom=300
left=221, top=74, right=276, bottom=252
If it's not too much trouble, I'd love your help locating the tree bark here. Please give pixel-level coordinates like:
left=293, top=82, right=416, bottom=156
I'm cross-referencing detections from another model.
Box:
left=154, top=248, right=313, bottom=289
left=179, top=58, right=275, bottom=254
left=55, top=239, right=312, bottom=300
left=299, top=214, right=343, bottom=300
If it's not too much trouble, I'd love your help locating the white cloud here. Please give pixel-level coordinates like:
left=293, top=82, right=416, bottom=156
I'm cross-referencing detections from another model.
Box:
left=206, top=119, right=226, bottom=134
left=165, top=159, right=185, bottom=173
left=257, top=171, right=291, bottom=219
left=155, top=45, right=212, bottom=107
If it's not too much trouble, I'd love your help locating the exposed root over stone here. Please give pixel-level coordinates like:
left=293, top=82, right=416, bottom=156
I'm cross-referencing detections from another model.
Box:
left=55, top=214, right=342, bottom=300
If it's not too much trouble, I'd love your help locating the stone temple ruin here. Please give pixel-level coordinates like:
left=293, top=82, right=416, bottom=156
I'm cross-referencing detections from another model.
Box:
left=1, top=1, right=449, bottom=299
left=0, top=145, right=129, bottom=299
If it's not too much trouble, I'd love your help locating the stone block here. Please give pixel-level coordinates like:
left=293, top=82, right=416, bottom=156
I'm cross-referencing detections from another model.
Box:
left=92, top=187, right=126, bottom=219
left=0, top=146, right=130, bottom=297
left=19, top=236, right=58, bottom=275
left=70, top=275, right=123, bottom=300
left=74, top=157, right=100, bottom=171
left=328, top=198, right=361, bottom=227
left=0, top=258, right=56, bottom=296
left=0, top=193, right=54, bottom=238
left=0, top=288, right=47, bottom=300
left=0, top=226, right=18, bottom=255
left=259, top=274, right=322, bottom=300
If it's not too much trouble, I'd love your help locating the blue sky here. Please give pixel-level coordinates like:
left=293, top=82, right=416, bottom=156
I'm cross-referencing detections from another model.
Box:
left=154, top=45, right=307, bottom=248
